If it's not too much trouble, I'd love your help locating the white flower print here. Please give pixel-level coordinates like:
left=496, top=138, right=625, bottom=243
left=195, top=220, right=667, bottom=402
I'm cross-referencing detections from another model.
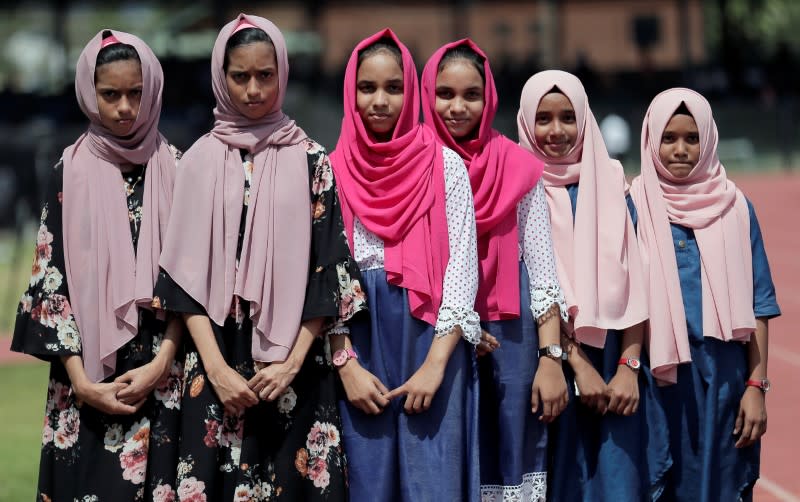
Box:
left=104, top=423, right=125, bottom=452
left=19, top=293, right=33, bottom=314
left=56, top=318, right=81, bottom=352
left=43, top=266, right=63, bottom=293
left=277, top=386, right=297, bottom=415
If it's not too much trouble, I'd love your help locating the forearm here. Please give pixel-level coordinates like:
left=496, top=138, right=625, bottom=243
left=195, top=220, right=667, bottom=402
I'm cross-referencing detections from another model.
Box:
left=537, top=303, right=561, bottom=347
left=284, top=318, right=324, bottom=369
left=619, top=321, right=644, bottom=360
left=61, top=354, right=90, bottom=394
left=427, top=326, right=462, bottom=367
left=183, top=313, right=226, bottom=375
left=154, top=315, right=183, bottom=368
left=561, top=329, right=593, bottom=373
left=747, top=318, right=769, bottom=380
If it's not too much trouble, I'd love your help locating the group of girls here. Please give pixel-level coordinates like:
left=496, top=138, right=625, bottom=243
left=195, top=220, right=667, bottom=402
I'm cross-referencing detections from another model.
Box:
left=12, top=11, right=780, bottom=502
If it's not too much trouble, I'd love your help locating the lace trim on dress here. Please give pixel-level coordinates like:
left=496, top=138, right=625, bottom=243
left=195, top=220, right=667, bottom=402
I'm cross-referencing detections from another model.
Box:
left=530, top=284, right=568, bottom=323
left=435, top=305, right=481, bottom=345
left=480, top=471, right=547, bottom=502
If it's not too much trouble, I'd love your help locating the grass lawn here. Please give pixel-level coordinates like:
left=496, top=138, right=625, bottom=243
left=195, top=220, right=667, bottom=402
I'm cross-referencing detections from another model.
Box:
left=0, top=227, right=35, bottom=335
left=0, top=362, right=49, bottom=502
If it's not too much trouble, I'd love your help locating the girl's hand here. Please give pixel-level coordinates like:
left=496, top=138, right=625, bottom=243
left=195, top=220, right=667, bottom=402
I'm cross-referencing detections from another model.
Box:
left=574, top=363, right=609, bottom=414
left=384, top=359, right=447, bottom=414
left=476, top=330, right=500, bottom=357
left=206, top=364, right=259, bottom=415
left=606, top=366, right=640, bottom=416
left=248, top=359, right=301, bottom=402
left=76, top=381, right=143, bottom=415
left=338, top=361, right=390, bottom=415
left=531, top=357, right=569, bottom=422
left=114, top=359, right=170, bottom=405
left=734, top=387, right=767, bottom=448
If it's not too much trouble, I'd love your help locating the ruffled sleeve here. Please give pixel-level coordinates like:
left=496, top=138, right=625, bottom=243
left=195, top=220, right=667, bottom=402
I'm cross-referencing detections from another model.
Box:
left=11, top=161, right=82, bottom=360
left=518, top=179, right=568, bottom=322
left=435, top=147, right=481, bottom=344
left=302, top=140, right=368, bottom=326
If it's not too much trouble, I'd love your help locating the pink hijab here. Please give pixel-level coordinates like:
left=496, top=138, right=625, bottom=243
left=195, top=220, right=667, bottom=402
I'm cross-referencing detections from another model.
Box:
left=630, top=88, right=754, bottom=384
left=330, top=29, right=449, bottom=326
left=159, top=14, right=310, bottom=363
left=62, top=30, right=176, bottom=382
left=517, top=70, right=647, bottom=347
left=421, top=39, right=542, bottom=321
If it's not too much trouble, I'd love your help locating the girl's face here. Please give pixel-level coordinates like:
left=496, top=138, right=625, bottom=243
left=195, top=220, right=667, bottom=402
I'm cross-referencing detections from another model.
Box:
left=533, top=92, right=578, bottom=158
left=434, top=60, right=485, bottom=140
left=225, top=41, right=279, bottom=120
left=356, top=52, right=404, bottom=142
left=95, top=59, right=143, bottom=137
left=659, top=113, right=700, bottom=178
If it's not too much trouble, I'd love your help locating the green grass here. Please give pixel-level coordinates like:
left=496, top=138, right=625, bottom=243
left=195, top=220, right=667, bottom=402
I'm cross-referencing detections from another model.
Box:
left=0, top=362, right=49, bottom=502
left=0, top=227, right=36, bottom=337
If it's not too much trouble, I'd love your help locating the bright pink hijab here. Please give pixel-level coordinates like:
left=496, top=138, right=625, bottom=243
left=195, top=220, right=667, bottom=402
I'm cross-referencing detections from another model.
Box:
left=517, top=70, right=647, bottom=347
left=62, top=30, right=176, bottom=382
left=330, top=29, right=448, bottom=326
left=630, top=88, right=754, bottom=384
left=159, top=14, right=310, bottom=363
left=421, top=39, right=542, bottom=321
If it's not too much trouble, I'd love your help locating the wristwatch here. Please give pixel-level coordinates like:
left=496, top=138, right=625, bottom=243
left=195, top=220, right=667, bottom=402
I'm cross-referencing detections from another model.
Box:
left=538, top=344, right=567, bottom=361
left=745, top=378, right=771, bottom=392
left=618, top=357, right=642, bottom=371
left=332, top=348, right=358, bottom=369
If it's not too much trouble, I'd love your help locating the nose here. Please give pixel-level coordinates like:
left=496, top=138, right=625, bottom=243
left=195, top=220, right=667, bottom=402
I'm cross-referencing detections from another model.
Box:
left=246, top=77, right=261, bottom=98
left=373, top=89, right=389, bottom=108
left=117, top=96, right=133, bottom=117
left=451, top=97, right=466, bottom=114
left=551, top=119, right=564, bottom=135
left=675, top=139, right=689, bottom=157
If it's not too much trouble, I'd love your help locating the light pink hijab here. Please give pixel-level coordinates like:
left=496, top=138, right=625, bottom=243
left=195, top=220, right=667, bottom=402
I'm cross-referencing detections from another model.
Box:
left=330, top=29, right=449, bottom=326
left=159, top=14, right=310, bottom=363
left=630, top=88, right=754, bottom=384
left=62, top=30, right=176, bottom=382
left=517, top=70, right=647, bottom=347
left=421, top=39, right=542, bottom=321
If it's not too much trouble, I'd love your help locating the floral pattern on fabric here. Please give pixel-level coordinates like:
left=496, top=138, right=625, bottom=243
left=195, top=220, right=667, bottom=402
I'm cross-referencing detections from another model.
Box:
left=13, top=150, right=185, bottom=501
left=153, top=139, right=362, bottom=501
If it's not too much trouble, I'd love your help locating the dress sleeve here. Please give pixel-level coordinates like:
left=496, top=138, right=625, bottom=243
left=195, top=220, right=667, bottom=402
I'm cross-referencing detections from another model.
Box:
left=435, top=147, right=481, bottom=345
left=746, top=198, right=781, bottom=319
left=302, top=141, right=367, bottom=325
left=518, top=179, right=568, bottom=322
left=11, top=161, right=82, bottom=360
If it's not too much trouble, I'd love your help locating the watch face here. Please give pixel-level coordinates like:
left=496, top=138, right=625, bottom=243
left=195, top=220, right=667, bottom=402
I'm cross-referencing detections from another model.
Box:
left=762, top=379, right=771, bottom=391
left=549, top=345, right=563, bottom=358
left=332, top=350, right=347, bottom=367
left=627, top=358, right=641, bottom=370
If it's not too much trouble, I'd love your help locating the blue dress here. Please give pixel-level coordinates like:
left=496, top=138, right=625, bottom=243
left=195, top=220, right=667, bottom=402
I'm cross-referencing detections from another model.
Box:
left=338, top=269, right=480, bottom=502
left=479, top=262, right=548, bottom=501
left=547, top=183, right=672, bottom=502
left=633, top=198, right=781, bottom=502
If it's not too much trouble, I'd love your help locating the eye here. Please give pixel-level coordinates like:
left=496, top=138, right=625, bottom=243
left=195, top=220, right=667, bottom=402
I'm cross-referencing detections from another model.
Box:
left=561, top=111, right=576, bottom=123
left=435, top=89, right=454, bottom=100
left=130, top=89, right=142, bottom=98
left=230, top=72, right=247, bottom=83
left=535, top=113, right=551, bottom=124
left=259, top=71, right=273, bottom=80
left=465, top=91, right=483, bottom=101
left=687, top=133, right=700, bottom=144
left=661, top=133, right=676, bottom=143
left=101, top=90, right=118, bottom=99
left=357, top=83, right=375, bottom=94
left=387, top=84, right=403, bottom=94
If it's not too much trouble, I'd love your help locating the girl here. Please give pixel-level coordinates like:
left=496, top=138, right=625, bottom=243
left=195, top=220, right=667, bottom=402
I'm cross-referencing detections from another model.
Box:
left=328, top=29, right=481, bottom=501
left=154, top=14, right=365, bottom=500
left=517, top=70, right=671, bottom=501
left=12, top=30, right=183, bottom=500
left=631, top=88, right=780, bottom=502
left=421, top=40, right=568, bottom=501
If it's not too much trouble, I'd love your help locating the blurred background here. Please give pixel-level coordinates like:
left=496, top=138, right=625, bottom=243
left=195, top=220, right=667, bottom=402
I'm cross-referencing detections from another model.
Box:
left=0, top=1, right=799, bottom=501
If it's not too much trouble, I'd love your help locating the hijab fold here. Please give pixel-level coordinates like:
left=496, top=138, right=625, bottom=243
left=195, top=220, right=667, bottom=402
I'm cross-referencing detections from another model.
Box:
left=421, top=39, right=542, bottom=321
left=330, top=29, right=449, bottom=326
left=630, top=88, right=754, bottom=384
left=62, top=30, right=175, bottom=382
left=159, top=14, right=310, bottom=363
left=517, top=70, right=647, bottom=347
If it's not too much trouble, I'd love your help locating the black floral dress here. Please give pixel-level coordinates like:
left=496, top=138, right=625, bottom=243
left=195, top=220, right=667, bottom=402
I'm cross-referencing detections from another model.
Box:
left=153, top=139, right=367, bottom=502
left=12, top=148, right=185, bottom=502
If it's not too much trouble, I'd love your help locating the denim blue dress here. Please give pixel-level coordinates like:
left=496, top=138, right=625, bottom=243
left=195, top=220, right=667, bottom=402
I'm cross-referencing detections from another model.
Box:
left=631, top=198, right=781, bottom=502
left=547, top=183, right=672, bottom=502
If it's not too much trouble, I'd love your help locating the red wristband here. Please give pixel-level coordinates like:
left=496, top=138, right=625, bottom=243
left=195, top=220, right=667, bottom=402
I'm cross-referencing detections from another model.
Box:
left=618, top=357, right=641, bottom=370
left=745, top=379, right=770, bottom=392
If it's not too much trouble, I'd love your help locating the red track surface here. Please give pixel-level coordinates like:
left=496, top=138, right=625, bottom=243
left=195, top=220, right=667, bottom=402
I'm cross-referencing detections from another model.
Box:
left=2, top=171, right=798, bottom=500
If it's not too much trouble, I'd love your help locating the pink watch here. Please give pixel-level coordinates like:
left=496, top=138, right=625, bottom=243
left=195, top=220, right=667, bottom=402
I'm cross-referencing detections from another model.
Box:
left=332, top=348, right=358, bottom=368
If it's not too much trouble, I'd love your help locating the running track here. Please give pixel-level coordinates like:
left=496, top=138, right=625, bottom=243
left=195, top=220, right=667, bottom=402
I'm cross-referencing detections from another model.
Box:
left=1, top=171, right=798, bottom=500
